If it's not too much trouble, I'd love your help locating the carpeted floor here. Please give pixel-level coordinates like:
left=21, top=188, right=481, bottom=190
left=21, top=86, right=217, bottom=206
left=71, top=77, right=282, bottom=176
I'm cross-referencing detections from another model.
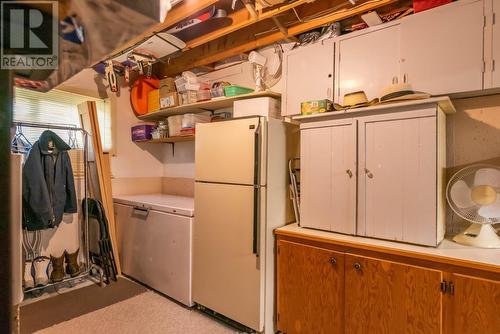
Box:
left=21, top=278, right=241, bottom=334
left=34, top=291, right=239, bottom=334
left=20, top=278, right=148, bottom=333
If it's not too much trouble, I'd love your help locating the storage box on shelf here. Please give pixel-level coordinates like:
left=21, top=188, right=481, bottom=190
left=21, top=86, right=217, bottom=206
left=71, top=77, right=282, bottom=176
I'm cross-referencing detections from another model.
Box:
left=182, top=113, right=211, bottom=129
left=233, top=97, right=280, bottom=118
left=174, top=71, right=211, bottom=105
left=224, top=85, right=254, bottom=97
left=147, top=89, right=160, bottom=113
left=131, top=123, right=155, bottom=142
left=160, top=92, right=179, bottom=108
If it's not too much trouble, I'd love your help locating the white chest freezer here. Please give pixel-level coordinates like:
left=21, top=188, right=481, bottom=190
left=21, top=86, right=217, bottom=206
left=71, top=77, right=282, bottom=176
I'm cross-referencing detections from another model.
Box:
left=113, top=194, right=194, bottom=306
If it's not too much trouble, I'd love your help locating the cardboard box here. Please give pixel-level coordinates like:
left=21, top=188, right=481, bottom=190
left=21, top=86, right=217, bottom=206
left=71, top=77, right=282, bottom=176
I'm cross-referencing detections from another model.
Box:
left=160, top=77, right=176, bottom=93
left=300, top=99, right=333, bottom=115
left=131, top=124, right=154, bottom=141
left=160, top=92, right=179, bottom=108
left=147, top=89, right=160, bottom=113
left=233, top=97, right=280, bottom=119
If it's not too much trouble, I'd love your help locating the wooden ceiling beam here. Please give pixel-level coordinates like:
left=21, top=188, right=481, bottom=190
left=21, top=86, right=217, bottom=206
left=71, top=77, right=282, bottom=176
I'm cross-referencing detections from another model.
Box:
left=184, top=0, right=314, bottom=50
left=271, top=16, right=299, bottom=43
left=160, top=0, right=398, bottom=76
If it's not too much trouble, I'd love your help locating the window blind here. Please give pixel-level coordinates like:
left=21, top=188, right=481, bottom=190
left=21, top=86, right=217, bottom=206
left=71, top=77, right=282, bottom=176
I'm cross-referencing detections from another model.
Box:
left=13, top=87, right=113, bottom=152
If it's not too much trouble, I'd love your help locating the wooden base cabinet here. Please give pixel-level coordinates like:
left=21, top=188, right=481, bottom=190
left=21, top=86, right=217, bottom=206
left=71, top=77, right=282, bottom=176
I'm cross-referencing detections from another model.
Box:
left=276, top=237, right=500, bottom=334
left=345, top=254, right=442, bottom=334
left=277, top=240, right=344, bottom=334
left=446, top=274, right=500, bottom=334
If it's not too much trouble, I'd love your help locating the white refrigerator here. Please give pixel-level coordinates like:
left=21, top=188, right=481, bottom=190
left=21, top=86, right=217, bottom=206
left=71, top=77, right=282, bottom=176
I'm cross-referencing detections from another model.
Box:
left=193, top=116, right=290, bottom=333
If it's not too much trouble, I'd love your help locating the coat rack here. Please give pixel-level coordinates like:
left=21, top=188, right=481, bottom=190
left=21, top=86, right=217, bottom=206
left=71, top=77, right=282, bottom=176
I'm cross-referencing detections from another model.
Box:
left=11, top=121, right=105, bottom=294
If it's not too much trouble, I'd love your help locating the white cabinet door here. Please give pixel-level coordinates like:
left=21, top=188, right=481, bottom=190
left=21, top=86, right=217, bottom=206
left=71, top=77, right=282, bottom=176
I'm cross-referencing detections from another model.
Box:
left=400, top=0, right=484, bottom=95
left=300, top=119, right=357, bottom=234
left=493, top=0, right=500, bottom=88
left=282, top=39, right=334, bottom=116
left=358, top=108, right=438, bottom=246
left=336, top=24, right=401, bottom=104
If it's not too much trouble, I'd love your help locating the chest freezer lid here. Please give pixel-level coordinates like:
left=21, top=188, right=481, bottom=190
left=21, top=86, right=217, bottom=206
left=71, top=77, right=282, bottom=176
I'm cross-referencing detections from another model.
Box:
left=113, top=194, right=194, bottom=217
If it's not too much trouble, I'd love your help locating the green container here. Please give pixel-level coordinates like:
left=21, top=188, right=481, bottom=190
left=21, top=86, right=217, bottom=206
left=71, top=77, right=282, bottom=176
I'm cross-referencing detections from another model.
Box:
left=224, top=85, right=254, bottom=97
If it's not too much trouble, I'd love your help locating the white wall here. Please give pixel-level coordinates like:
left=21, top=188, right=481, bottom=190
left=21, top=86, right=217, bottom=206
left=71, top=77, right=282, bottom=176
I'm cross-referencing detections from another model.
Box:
left=110, top=88, right=166, bottom=178
left=163, top=141, right=195, bottom=178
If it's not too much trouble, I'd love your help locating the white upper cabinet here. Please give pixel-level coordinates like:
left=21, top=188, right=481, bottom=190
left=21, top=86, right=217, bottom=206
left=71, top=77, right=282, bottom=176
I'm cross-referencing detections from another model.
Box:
left=282, top=39, right=334, bottom=116
left=493, top=0, right=500, bottom=88
left=336, top=24, right=401, bottom=103
left=400, top=0, right=484, bottom=95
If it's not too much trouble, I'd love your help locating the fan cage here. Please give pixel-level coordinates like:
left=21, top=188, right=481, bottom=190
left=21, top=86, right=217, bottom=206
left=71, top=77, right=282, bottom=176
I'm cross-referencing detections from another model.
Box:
left=446, top=164, right=500, bottom=225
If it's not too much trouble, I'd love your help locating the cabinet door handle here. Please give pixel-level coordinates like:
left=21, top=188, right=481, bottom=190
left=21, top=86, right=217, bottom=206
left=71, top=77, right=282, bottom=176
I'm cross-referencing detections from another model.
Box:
left=365, top=168, right=374, bottom=179
left=403, top=73, right=408, bottom=83
left=346, top=169, right=353, bottom=178
left=353, top=262, right=362, bottom=271
left=448, top=282, right=455, bottom=295
left=329, top=257, right=337, bottom=265
left=327, top=87, right=332, bottom=99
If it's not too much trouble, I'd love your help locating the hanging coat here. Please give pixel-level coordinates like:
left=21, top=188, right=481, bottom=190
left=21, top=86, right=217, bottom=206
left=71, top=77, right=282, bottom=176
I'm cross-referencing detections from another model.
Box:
left=22, top=130, right=78, bottom=231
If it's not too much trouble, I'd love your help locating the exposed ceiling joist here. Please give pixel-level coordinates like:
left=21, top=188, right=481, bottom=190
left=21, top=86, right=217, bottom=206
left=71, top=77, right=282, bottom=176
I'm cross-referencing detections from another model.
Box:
left=271, top=16, right=299, bottom=43
left=184, top=0, right=313, bottom=50
left=159, top=0, right=398, bottom=76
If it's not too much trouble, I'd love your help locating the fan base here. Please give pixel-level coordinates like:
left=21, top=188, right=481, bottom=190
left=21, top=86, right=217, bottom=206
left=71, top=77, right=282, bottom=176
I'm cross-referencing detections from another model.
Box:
left=453, top=224, right=500, bottom=248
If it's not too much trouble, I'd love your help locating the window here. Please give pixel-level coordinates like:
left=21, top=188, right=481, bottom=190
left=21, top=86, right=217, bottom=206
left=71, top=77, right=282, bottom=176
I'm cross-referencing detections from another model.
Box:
left=13, top=87, right=113, bottom=152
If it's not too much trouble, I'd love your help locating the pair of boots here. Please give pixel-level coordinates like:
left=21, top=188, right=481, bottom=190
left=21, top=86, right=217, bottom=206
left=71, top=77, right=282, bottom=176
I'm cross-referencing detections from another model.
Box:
left=23, top=249, right=81, bottom=290
left=50, top=249, right=81, bottom=283
left=24, top=256, right=50, bottom=289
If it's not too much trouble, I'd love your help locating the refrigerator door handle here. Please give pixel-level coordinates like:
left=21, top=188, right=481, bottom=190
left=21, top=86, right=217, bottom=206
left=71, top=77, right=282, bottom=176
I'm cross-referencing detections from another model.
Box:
left=252, top=119, right=262, bottom=257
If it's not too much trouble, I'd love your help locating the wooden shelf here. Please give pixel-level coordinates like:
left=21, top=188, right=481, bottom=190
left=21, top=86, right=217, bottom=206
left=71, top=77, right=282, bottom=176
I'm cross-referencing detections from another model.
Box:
left=144, top=136, right=195, bottom=143
left=139, top=91, right=281, bottom=121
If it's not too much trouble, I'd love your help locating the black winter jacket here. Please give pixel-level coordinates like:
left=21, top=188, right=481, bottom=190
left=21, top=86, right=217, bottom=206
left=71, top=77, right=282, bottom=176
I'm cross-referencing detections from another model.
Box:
left=22, top=130, right=78, bottom=231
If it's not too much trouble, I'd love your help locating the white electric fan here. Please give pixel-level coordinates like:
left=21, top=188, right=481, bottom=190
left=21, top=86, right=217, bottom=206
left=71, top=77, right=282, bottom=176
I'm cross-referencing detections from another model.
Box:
left=249, top=45, right=283, bottom=92
left=446, top=164, right=500, bottom=248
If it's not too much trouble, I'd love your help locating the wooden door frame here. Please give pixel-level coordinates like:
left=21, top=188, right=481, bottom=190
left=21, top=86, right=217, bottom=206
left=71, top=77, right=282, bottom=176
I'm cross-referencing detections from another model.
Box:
left=0, top=69, right=13, bottom=332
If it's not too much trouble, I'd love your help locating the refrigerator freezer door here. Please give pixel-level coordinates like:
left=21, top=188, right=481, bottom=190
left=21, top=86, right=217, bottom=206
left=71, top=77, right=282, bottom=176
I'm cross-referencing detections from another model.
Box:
left=114, top=203, right=193, bottom=306
left=193, top=182, right=263, bottom=331
left=195, top=117, right=266, bottom=185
